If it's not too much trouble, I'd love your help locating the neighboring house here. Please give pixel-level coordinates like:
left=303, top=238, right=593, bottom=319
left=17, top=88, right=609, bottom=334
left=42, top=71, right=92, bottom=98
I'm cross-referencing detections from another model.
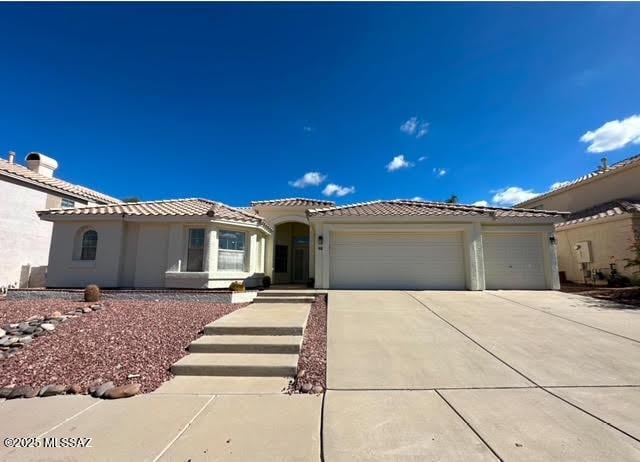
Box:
left=517, top=154, right=640, bottom=284
left=38, top=197, right=565, bottom=290
left=0, top=152, right=120, bottom=289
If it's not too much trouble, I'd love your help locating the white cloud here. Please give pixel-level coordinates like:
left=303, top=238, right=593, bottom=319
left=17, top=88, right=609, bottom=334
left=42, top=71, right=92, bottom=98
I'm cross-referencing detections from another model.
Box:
left=550, top=180, right=571, bottom=191
left=386, top=154, right=414, bottom=172
left=412, top=196, right=425, bottom=201
left=400, top=117, right=429, bottom=138
left=472, top=200, right=489, bottom=207
left=418, top=156, right=427, bottom=162
left=491, top=187, right=540, bottom=206
left=433, top=167, right=447, bottom=177
left=322, top=183, right=355, bottom=197
left=288, top=171, right=326, bottom=188
left=580, top=115, right=640, bottom=153
left=303, top=126, right=314, bottom=132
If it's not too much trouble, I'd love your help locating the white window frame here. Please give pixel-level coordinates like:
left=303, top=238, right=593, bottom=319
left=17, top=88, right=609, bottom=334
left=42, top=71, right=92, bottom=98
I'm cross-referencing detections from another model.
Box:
left=184, top=228, right=206, bottom=272
left=217, top=229, right=247, bottom=272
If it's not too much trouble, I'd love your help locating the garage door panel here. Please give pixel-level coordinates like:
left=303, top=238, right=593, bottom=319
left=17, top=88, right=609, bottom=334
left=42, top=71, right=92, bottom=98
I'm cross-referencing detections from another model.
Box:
left=330, top=232, right=465, bottom=290
left=483, top=233, right=546, bottom=290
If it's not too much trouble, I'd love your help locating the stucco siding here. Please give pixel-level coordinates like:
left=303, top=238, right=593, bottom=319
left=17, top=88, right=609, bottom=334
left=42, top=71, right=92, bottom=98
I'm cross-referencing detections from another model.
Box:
left=133, top=223, right=169, bottom=288
left=0, top=180, right=53, bottom=288
left=46, top=220, right=124, bottom=287
left=523, top=163, right=640, bottom=212
left=556, top=217, right=637, bottom=283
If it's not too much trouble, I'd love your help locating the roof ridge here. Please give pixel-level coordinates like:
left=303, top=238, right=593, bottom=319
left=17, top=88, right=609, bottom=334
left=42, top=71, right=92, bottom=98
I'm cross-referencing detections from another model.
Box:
left=0, top=156, right=121, bottom=204
left=307, top=199, right=384, bottom=214
left=251, top=197, right=336, bottom=205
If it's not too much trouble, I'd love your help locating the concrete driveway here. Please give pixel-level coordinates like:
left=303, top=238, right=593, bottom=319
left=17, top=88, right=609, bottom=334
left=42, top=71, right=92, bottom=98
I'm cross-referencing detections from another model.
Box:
left=325, top=290, right=640, bottom=461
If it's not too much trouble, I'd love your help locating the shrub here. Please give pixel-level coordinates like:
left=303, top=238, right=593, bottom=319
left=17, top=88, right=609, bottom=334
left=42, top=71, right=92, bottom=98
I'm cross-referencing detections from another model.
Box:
left=262, top=275, right=271, bottom=289
left=229, top=281, right=246, bottom=292
left=84, top=284, right=101, bottom=302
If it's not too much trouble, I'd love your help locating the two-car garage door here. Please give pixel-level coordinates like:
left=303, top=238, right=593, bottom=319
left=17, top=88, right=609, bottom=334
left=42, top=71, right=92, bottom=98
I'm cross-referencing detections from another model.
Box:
left=328, top=231, right=548, bottom=290
left=330, top=232, right=466, bottom=290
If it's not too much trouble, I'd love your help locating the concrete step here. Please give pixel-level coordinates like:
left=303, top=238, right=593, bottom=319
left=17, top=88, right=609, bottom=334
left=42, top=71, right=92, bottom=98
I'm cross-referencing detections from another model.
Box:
left=253, top=296, right=315, bottom=304
left=171, top=353, right=298, bottom=377
left=189, top=335, right=302, bottom=354
left=204, top=324, right=303, bottom=336
left=258, top=291, right=316, bottom=297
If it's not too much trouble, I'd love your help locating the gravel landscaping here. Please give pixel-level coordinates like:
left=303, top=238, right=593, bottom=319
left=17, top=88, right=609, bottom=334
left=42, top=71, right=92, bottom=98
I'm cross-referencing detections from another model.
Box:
left=0, top=298, right=245, bottom=394
left=292, top=294, right=327, bottom=394
left=561, top=284, right=640, bottom=308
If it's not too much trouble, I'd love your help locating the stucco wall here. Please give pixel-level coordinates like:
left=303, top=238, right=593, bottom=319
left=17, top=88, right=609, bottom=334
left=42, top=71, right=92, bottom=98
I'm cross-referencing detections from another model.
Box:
left=522, top=163, right=640, bottom=212
left=47, top=220, right=125, bottom=287
left=46, top=219, right=269, bottom=289
left=0, top=180, right=54, bottom=288
left=555, top=216, right=637, bottom=283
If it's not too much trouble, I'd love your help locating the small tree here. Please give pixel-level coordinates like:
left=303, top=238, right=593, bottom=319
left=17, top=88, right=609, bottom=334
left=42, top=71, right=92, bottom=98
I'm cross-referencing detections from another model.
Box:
left=624, top=232, right=640, bottom=276
left=122, top=196, right=141, bottom=203
left=445, top=194, right=459, bottom=204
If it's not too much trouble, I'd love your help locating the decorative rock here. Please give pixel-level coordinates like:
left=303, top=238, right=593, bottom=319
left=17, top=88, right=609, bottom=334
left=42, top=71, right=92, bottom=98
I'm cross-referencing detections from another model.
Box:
left=90, top=304, right=102, bottom=309
left=0, top=337, right=11, bottom=346
left=18, top=323, right=30, bottom=332
left=39, top=384, right=68, bottom=397
left=82, top=307, right=92, bottom=314
left=21, top=326, right=36, bottom=335
left=20, top=336, right=34, bottom=344
left=27, top=315, right=44, bottom=322
left=312, top=385, right=324, bottom=394
left=68, top=384, right=82, bottom=394
left=92, top=381, right=114, bottom=398
left=300, top=383, right=313, bottom=393
left=49, top=311, right=63, bottom=318
left=40, top=323, right=56, bottom=332
left=102, top=383, right=141, bottom=399
left=0, top=328, right=5, bottom=337
left=296, top=369, right=306, bottom=380
left=7, top=385, right=38, bottom=399
left=0, top=387, right=14, bottom=398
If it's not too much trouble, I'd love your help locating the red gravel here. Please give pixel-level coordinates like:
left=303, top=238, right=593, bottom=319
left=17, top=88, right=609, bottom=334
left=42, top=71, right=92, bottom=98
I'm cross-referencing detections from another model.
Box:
left=0, top=299, right=245, bottom=393
left=1, top=299, right=87, bottom=326
left=292, top=295, right=327, bottom=392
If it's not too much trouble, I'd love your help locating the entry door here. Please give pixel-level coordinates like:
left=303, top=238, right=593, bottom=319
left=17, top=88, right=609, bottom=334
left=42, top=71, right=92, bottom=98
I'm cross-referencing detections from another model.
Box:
left=292, top=247, right=309, bottom=283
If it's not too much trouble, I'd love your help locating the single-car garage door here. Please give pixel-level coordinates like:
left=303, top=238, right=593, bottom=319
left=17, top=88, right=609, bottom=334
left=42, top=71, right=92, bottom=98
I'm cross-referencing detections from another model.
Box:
left=330, top=232, right=466, bottom=289
left=483, top=233, right=546, bottom=290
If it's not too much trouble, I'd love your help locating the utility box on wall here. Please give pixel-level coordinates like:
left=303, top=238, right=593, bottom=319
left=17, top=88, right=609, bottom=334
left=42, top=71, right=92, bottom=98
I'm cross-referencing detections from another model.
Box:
left=574, top=240, right=593, bottom=263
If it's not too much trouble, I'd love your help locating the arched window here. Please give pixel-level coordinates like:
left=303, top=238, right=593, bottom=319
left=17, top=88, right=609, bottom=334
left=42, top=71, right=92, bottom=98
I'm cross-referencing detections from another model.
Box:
left=80, top=230, right=98, bottom=260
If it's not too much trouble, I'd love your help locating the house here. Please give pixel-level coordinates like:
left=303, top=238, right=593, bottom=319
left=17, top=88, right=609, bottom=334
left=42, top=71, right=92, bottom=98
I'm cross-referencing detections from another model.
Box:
left=38, top=197, right=566, bottom=290
left=0, top=152, right=120, bottom=289
left=517, top=154, right=640, bottom=284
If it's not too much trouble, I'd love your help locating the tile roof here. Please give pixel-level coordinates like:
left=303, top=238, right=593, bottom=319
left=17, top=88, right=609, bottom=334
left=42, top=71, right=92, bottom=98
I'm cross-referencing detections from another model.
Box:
left=251, top=198, right=336, bottom=207
left=556, top=199, right=640, bottom=228
left=38, top=198, right=268, bottom=226
left=307, top=200, right=567, bottom=219
left=0, top=157, right=121, bottom=204
left=517, top=153, right=640, bottom=206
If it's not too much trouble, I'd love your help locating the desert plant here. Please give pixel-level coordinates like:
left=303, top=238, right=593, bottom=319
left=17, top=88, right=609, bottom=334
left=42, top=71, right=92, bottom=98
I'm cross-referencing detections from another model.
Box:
left=229, top=281, right=246, bottom=292
left=84, top=284, right=101, bottom=302
left=262, top=275, right=271, bottom=289
left=625, top=232, right=640, bottom=276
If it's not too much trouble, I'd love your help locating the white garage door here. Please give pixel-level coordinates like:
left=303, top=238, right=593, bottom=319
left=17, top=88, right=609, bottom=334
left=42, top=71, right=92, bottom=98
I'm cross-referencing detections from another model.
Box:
left=483, top=233, right=546, bottom=290
left=330, top=232, right=466, bottom=290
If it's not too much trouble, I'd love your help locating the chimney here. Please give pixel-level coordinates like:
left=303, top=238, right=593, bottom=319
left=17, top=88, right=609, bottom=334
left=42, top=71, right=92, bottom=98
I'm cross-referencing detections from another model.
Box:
left=25, top=152, right=58, bottom=177
left=599, top=157, right=609, bottom=172
left=7, top=151, right=15, bottom=164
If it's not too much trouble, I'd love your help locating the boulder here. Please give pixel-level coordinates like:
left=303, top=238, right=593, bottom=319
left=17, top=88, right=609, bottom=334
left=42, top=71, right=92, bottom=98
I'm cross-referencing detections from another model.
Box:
left=7, top=385, right=38, bottom=399
left=39, top=384, right=68, bottom=397
left=68, top=384, right=82, bottom=394
left=300, top=383, right=313, bottom=393
left=0, top=328, right=5, bottom=337
left=82, top=307, right=92, bottom=314
left=102, top=383, right=141, bottom=399
left=49, top=311, right=63, bottom=319
left=312, top=385, right=324, bottom=394
left=0, top=387, right=14, bottom=398
left=92, top=381, right=114, bottom=398
left=40, top=323, right=56, bottom=332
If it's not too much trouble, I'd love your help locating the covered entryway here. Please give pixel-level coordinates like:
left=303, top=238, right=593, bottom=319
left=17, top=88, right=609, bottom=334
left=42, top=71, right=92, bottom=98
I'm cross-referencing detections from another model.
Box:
left=483, top=232, right=546, bottom=289
left=273, top=222, right=311, bottom=284
left=329, top=231, right=466, bottom=290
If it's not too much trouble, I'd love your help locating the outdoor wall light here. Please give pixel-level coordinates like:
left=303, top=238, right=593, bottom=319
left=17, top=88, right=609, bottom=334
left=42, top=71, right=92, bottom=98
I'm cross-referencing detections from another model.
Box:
left=549, top=236, right=557, bottom=244
left=318, top=235, right=323, bottom=246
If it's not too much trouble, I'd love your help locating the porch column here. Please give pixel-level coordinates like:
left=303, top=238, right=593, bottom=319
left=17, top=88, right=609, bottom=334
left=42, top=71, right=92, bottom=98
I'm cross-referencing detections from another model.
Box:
left=264, top=233, right=274, bottom=279
left=465, top=222, right=485, bottom=290
left=205, top=226, right=218, bottom=274
left=543, top=231, right=561, bottom=290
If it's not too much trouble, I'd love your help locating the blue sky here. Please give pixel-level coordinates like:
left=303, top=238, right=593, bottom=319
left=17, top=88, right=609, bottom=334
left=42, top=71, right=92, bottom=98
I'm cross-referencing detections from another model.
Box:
left=1, top=3, right=639, bottom=207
